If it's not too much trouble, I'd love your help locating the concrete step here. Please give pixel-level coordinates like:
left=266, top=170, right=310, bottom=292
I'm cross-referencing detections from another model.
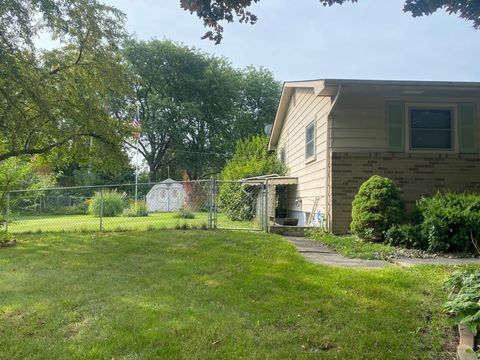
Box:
left=269, top=226, right=308, bottom=237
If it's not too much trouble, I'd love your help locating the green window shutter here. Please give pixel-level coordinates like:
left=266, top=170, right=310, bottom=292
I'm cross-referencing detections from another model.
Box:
left=386, top=101, right=405, bottom=152
left=459, top=103, right=477, bottom=153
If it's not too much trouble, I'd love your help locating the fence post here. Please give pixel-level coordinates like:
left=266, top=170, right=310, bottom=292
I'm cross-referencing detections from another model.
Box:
left=5, top=192, right=10, bottom=234
left=213, top=178, right=218, bottom=229
left=99, top=187, right=104, bottom=232
left=264, top=180, right=269, bottom=233
left=208, top=177, right=213, bottom=229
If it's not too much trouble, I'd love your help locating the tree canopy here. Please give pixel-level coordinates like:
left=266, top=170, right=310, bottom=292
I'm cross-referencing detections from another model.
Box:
left=0, top=0, right=130, bottom=165
left=180, top=0, right=480, bottom=43
left=120, top=39, right=280, bottom=181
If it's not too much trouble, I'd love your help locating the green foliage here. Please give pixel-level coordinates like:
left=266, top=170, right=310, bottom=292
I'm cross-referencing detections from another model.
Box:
left=88, top=190, right=125, bottom=217
left=0, top=158, right=57, bottom=223
left=125, top=201, right=148, bottom=217
left=180, top=0, right=479, bottom=44
left=121, top=39, right=280, bottom=181
left=220, top=136, right=286, bottom=180
left=444, top=269, right=480, bottom=335
left=234, top=66, right=281, bottom=139
left=350, top=175, right=405, bottom=242
left=415, top=192, right=480, bottom=253
left=384, top=224, right=427, bottom=250
left=1, top=0, right=130, bottom=165
left=173, top=209, right=195, bottom=219
left=219, top=136, right=286, bottom=221
left=0, top=230, right=15, bottom=246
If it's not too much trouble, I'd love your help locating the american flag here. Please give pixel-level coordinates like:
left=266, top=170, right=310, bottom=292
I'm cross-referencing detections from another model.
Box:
left=133, top=110, right=140, bottom=139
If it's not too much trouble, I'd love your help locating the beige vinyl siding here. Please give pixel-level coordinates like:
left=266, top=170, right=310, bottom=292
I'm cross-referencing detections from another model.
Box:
left=277, top=88, right=331, bottom=219
left=331, top=93, right=480, bottom=152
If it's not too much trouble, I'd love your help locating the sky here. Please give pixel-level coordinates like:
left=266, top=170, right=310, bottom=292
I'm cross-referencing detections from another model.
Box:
left=92, top=0, right=480, bottom=83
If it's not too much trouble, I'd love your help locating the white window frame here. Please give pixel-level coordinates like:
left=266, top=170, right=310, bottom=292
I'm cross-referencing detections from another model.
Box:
left=405, top=103, right=458, bottom=153
left=305, top=121, right=316, bottom=162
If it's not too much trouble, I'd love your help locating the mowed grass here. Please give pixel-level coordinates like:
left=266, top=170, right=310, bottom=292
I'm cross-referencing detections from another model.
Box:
left=8, top=213, right=256, bottom=233
left=0, top=230, right=459, bottom=359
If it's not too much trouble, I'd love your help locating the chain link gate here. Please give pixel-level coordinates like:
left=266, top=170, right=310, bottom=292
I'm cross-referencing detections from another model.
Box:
left=212, top=179, right=267, bottom=231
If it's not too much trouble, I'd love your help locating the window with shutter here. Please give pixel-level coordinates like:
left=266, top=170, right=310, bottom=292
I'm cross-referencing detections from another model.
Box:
left=386, top=102, right=405, bottom=152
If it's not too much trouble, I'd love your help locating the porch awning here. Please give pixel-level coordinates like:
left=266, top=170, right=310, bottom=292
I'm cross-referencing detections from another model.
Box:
left=241, top=174, right=298, bottom=186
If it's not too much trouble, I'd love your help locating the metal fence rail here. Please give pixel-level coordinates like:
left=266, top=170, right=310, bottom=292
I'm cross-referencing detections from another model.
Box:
left=3, top=179, right=269, bottom=233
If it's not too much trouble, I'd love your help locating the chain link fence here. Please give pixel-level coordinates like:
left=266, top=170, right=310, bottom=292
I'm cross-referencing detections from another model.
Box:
left=4, top=179, right=268, bottom=233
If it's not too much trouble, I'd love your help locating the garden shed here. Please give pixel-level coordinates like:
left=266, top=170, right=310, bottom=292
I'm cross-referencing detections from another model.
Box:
left=146, top=179, right=185, bottom=212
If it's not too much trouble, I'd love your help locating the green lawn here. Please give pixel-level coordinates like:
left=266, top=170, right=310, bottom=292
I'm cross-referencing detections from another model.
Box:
left=8, top=213, right=257, bottom=233
left=0, top=230, right=461, bottom=359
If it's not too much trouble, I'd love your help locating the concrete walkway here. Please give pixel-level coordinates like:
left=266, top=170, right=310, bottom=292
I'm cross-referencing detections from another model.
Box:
left=394, top=257, right=480, bottom=267
left=286, top=237, right=390, bottom=268
left=286, top=237, right=480, bottom=269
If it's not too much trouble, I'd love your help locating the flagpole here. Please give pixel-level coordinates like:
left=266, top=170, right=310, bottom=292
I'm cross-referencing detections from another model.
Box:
left=134, top=101, right=140, bottom=211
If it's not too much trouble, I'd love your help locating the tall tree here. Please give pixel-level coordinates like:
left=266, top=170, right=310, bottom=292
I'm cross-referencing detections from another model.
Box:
left=180, top=0, right=480, bottom=43
left=234, top=66, right=281, bottom=139
left=0, top=0, right=130, bottom=164
left=121, top=40, right=212, bottom=181
left=121, top=39, right=280, bottom=181
left=121, top=39, right=241, bottom=181
left=177, top=56, right=241, bottom=179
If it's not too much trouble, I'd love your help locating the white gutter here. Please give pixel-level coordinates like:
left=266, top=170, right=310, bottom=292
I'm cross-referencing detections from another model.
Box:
left=324, top=84, right=342, bottom=232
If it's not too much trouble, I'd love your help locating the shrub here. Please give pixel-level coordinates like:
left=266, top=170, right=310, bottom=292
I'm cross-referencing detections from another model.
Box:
left=384, top=224, right=427, bottom=250
left=173, top=209, right=195, bottom=219
left=124, top=201, right=148, bottom=217
left=88, top=190, right=125, bottom=217
left=444, top=269, right=480, bottom=335
left=415, top=192, right=480, bottom=253
left=350, top=175, right=405, bottom=242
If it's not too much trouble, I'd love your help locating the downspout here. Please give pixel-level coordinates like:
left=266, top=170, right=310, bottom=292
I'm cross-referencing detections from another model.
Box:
left=325, top=85, right=342, bottom=232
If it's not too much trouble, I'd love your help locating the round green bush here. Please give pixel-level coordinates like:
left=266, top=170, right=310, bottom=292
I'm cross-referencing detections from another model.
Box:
left=88, top=190, right=125, bottom=217
left=350, top=175, right=405, bottom=242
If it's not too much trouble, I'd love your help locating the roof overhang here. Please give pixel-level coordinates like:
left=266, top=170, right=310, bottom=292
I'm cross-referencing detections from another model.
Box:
left=268, top=78, right=480, bottom=151
left=242, top=174, right=298, bottom=186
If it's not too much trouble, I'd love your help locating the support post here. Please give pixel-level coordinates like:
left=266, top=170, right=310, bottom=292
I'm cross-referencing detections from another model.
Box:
left=99, top=187, right=104, bottom=231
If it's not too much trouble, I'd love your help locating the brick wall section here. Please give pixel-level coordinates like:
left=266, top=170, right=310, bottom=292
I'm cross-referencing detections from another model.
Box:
left=330, top=152, right=480, bottom=234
